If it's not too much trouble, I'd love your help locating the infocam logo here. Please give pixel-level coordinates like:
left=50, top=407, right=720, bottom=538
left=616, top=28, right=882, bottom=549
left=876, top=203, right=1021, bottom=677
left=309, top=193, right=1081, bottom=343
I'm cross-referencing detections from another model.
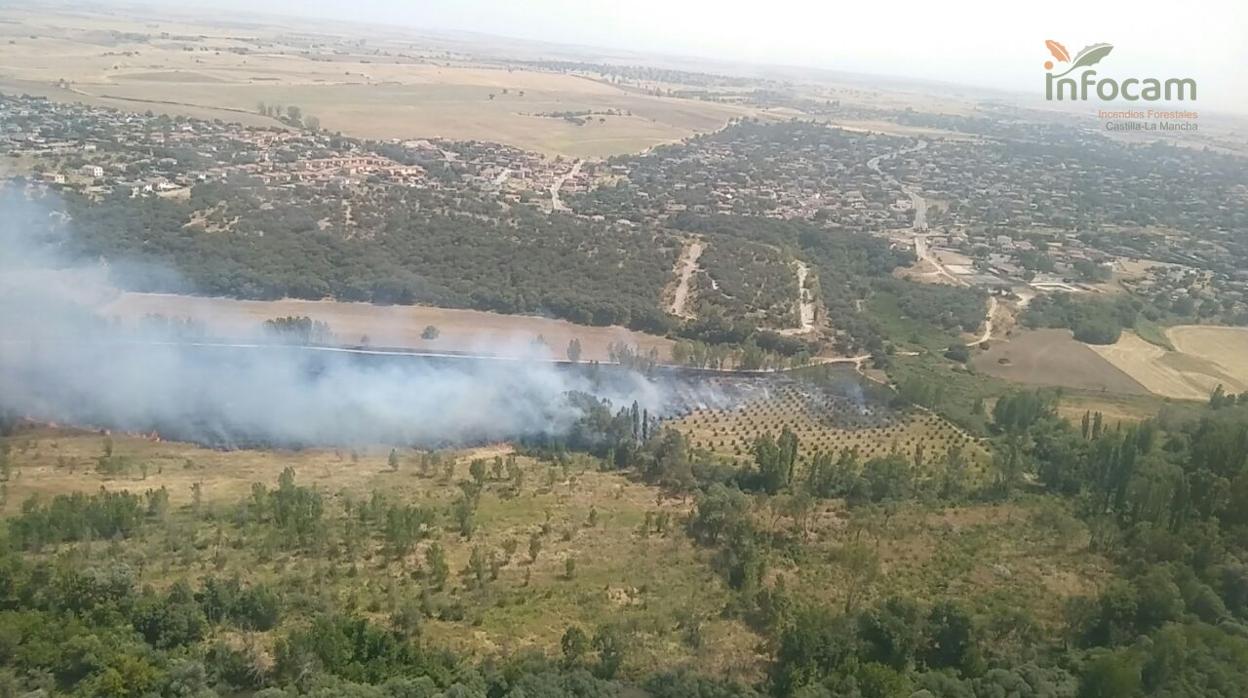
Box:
left=1043, top=40, right=1196, bottom=102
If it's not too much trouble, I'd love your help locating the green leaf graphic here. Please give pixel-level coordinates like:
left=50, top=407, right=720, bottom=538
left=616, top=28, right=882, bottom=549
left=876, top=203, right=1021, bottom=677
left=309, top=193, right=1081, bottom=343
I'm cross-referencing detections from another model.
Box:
left=1071, top=43, right=1113, bottom=69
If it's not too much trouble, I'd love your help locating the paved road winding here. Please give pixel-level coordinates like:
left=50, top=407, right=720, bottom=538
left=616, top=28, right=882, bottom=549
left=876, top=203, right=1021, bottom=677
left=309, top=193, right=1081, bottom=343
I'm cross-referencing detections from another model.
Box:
left=869, top=140, right=1000, bottom=344
left=549, top=159, right=582, bottom=211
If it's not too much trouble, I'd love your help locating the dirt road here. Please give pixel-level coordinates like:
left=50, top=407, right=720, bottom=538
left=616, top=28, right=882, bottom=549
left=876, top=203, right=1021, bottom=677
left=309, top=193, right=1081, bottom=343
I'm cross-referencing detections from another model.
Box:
left=966, top=296, right=998, bottom=346
left=866, top=140, right=928, bottom=215
left=779, top=260, right=817, bottom=335
left=870, top=141, right=998, bottom=346
left=869, top=142, right=956, bottom=281
left=668, top=240, right=704, bottom=318
left=914, top=234, right=966, bottom=286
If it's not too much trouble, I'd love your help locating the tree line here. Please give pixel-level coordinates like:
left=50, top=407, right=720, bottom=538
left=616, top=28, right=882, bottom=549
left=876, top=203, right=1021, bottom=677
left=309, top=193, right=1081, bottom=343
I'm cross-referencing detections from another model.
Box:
left=532, top=384, right=1248, bottom=696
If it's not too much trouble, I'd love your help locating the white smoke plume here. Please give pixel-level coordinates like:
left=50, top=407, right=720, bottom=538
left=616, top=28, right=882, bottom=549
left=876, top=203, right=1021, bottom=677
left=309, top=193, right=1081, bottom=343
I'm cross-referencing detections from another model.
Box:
left=0, top=184, right=681, bottom=447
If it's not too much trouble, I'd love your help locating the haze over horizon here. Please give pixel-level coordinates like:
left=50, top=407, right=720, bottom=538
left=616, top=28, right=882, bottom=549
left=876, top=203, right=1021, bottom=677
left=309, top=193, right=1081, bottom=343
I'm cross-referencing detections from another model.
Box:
left=112, top=0, right=1248, bottom=113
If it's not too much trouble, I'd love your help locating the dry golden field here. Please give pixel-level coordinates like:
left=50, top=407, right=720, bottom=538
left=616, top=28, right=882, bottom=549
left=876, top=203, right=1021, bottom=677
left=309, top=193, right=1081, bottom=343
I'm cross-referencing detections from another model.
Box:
left=0, top=5, right=1000, bottom=158
left=1168, top=325, right=1248, bottom=385
left=1087, top=327, right=1248, bottom=401
left=0, top=6, right=765, bottom=156
left=1054, top=391, right=1169, bottom=426
left=100, top=292, right=675, bottom=362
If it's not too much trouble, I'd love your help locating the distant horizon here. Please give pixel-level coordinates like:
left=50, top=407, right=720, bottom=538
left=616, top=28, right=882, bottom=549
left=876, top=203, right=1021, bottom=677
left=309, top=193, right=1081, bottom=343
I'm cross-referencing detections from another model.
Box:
left=71, top=0, right=1248, bottom=114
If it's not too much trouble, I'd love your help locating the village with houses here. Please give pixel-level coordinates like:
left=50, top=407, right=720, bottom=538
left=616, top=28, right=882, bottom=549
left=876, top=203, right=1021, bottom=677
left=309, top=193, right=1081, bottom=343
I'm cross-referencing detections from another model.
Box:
left=0, top=93, right=587, bottom=208
left=4, top=90, right=1247, bottom=331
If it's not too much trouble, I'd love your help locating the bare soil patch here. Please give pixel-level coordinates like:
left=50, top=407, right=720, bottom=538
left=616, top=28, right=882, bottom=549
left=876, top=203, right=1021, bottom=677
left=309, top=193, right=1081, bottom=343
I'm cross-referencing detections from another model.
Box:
left=973, top=329, right=1149, bottom=395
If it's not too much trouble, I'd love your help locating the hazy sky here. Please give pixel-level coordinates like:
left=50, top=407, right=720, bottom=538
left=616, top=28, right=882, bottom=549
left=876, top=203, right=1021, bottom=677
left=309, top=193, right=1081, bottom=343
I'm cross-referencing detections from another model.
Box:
left=175, top=0, right=1247, bottom=111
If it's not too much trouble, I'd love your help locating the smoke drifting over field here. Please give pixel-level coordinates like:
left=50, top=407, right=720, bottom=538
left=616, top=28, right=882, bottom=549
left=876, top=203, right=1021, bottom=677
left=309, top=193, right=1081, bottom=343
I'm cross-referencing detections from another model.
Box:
left=0, top=187, right=685, bottom=447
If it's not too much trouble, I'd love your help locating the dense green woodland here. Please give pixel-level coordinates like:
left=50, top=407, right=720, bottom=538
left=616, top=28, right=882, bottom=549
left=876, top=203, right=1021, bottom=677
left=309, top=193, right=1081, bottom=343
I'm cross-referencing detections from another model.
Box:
left=6, top=387, right=1248, bottom=696
left=6, top=180, right=957, bottom=355
left=44, top=183, right=680, bottom=334
left=668, top=214, right=925, bottom=354
left=2, top=119, right=1001, bottom=361
left=528, top=388, right=1248, bottom=697
left=1021, top=287, right=1244, bottom=346
left=1022, top=294, right=1153, bottom=345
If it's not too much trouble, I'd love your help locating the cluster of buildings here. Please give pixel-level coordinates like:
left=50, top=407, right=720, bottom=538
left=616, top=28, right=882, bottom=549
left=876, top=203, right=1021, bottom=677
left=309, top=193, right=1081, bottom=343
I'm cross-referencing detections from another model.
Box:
left=2, top=96, right=309, bottom=197
left=0, top=94, right=576, bottom=206
left=6, top=93, right=1243, bottom=323
left=399, top=138, right=590, bottom=207
left=579, top=121, right=913, bottom=231
left=913, top=229, right=1113, bottom=290
left=242, top=156, right=425, bottom=186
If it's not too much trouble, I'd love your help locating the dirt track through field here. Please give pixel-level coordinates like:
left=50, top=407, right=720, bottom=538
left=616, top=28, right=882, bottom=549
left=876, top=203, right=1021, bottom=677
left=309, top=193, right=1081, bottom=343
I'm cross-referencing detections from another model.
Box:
left=667, top=240, right=704, bottom=319
left=778, top=260, right=816, bottom=335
